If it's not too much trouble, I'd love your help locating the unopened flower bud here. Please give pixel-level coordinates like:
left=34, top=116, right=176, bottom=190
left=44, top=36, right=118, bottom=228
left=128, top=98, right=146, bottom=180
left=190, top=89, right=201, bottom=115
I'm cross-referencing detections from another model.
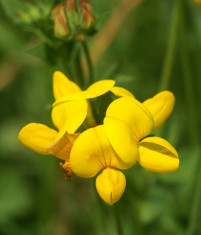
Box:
left=51, top=0, right=76, bottom=39
left=80, top=0, right=95, bottom=32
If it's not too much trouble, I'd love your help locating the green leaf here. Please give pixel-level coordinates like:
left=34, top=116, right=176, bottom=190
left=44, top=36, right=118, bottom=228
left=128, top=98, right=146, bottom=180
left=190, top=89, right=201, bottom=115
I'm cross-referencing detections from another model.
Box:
left=27, top=43, right=48, bottom=60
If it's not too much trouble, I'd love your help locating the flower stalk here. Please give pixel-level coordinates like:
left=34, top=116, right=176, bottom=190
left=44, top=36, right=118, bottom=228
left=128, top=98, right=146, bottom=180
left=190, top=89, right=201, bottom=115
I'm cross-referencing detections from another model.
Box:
left=156, top=0, right=181, bottom=137
left=113, top=205, right=124, bottom=235
left=81, top=40, right=94, bottom=85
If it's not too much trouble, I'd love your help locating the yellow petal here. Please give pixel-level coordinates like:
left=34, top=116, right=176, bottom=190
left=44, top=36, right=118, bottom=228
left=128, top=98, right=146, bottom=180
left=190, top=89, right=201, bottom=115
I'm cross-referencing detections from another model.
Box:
left=53, top=80, right=115, bottom=107
left=18, top=123, right=57, bottom=155
left=143, top=91, right=175, bottom=129
left=104, top=118, right=139, bottom=167
left=53, top=71, right=81, bottom=100
left=110, top=86, right=135, bottom=98
left=86, top=79, right=116, bottom=97
left=51, top=100, right=88, bottom=135
left=139, top=136, right=179, bottom=173
left=104, top=97, right=154, bottom=166
left=96, top=168, right=126, bottom=205
left=48, top=132, right=79, bottom=160
left=70, top=125, right=127, bottom=178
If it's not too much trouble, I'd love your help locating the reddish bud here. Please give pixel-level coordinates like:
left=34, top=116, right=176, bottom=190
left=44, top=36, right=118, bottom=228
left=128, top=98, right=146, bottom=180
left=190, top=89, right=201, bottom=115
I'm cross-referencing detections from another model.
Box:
left=51, top=0, right=76, bottom=39
left=80, top=0, right=95, bottom=31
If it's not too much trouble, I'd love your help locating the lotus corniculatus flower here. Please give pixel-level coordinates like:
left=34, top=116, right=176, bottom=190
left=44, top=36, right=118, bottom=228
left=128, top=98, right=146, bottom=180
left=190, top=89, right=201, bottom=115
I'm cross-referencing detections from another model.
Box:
left=18, top=71, right=179, bottom=205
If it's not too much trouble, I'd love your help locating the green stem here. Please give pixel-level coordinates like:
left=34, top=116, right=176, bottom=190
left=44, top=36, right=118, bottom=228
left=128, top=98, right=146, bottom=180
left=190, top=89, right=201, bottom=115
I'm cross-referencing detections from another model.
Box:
left=37, top=158, right=57, bottom=235
left=158, top=0, right=181, bottom=92
left=155, top=0, right=181, bottom=137
left=179, top=3, right=201, bottom=235
left=61, top=52, right=74, bottom=81
left=179, top=2, right=199, bottom=147
left=81, top=40, right=94, bottom=85
left=74, top=46, right=85, bottom=88
left=187, top=151, right=201, bottom=235
left=93, top=187, right=108, bottom=234
left=33, top=29, right=56, bottom=48
left=113, top=205, right=123, bottom=235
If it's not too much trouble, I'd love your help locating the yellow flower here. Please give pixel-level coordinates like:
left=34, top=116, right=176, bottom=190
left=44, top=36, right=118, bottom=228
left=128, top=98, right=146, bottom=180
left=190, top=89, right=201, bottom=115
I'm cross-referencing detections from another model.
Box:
left=18, top=71, right=115, bottom=160
left=104, top=93, right=179, bottom=173
left=70, top=125, right=129, bottom=205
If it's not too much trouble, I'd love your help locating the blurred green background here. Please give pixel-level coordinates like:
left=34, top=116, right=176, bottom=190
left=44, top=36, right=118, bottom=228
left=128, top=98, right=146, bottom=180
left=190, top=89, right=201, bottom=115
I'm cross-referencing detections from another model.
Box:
left=0, top=0, right=201, bottom=234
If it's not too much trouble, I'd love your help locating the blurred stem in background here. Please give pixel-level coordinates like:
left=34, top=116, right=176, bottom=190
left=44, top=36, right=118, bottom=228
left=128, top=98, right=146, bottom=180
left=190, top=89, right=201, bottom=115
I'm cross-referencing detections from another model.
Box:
left=113, top=205, right=123, bottom=235
left=158, top=0, right=181, bottom=92
left=156, top=0, right=181, bottom=138
left=37, top=158, right=57, bottom=235
left=179, top=1, right=201, bottom=235
left=179, top=1, right=199, bottom=147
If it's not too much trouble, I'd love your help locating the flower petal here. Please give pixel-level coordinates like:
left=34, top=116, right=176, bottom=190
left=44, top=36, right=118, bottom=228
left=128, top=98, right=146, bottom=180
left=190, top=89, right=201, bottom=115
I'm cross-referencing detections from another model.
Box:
left=139, top=136, right=179, bottom=173
left=48, top=132, right=79, bottom=160
left=18, top=123, right=57, bottom=155
left=86, top=79, right=116, bottom=97
left=104, top=97, right=154, bottom=167
left=143, top=91, right=175, bottom=129
left=70, top=125, right=126, bottom=178
left=53, top=80, right=115, bottom=106
left=51, top=100, right=88, bottom=134
left=104, top=118, right=139, bottom=167
left=96, top=168, right=126, bottom=205
left=53, top=71, right=81, bottom=100
left=110, top=86, right=135, bottom=98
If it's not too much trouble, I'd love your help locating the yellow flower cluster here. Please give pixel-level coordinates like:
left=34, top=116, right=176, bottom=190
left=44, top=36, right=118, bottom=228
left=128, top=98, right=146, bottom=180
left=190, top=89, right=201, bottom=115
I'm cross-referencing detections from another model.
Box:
left=18, top=71, right=179, bottom=205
